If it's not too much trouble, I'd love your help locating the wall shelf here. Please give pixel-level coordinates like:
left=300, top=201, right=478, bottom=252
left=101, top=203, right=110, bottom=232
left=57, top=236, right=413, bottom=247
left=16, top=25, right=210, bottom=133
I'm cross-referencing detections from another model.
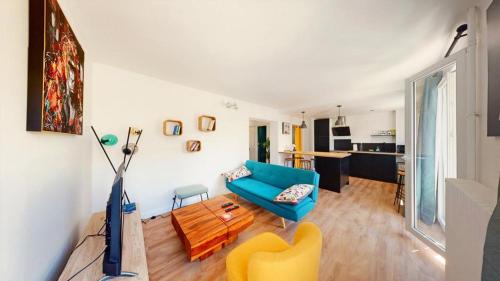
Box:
left=163, top=120, right=183, bottom=136
left=198, top=115, right=216, bottom=132
left=371, top=129, right=396, bottom=137
left=186, top=140, right=201, bottom=152
left=370, top=134, right=396, bottom=137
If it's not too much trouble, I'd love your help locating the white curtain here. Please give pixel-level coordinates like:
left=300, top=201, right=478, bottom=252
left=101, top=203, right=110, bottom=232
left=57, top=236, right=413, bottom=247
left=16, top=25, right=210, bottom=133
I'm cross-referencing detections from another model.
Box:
left=435, top=69, right=457, bottom=230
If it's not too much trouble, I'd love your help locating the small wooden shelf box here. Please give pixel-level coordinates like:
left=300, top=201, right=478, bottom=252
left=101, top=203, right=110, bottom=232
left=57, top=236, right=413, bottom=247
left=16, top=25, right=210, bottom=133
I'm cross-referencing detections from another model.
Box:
left=163, top=120, right=183, bottom=136
left=198, top=115, right=216, bottom=132
left=186, top=140, right=202, bottom=152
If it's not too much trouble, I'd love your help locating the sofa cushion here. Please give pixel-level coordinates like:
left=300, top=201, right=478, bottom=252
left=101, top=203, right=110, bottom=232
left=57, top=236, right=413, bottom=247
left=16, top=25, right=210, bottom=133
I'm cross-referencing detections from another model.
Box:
left=229, top=179, right=314, bottom=211
left=227, top=180, right=315, bottom=221
left=245, top=160, right=318, bottom=190
left=230, top=177, right=282, bottom=201
left=222, top=165, right=252, bottom=183
left=274, top=184, right=314, bottom=205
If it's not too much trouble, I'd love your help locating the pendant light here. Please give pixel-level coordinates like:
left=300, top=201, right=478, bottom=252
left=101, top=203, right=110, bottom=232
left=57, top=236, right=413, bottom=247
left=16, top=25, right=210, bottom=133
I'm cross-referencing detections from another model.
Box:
left=300, top=111, right=307, bottom=129
left=334, top=105, right=347, bottom=127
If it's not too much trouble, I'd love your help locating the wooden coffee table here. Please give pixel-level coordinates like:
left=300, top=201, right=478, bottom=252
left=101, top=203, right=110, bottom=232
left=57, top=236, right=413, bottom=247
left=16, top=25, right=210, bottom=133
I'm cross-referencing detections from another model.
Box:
left=171, top=195, right=254, bottom=261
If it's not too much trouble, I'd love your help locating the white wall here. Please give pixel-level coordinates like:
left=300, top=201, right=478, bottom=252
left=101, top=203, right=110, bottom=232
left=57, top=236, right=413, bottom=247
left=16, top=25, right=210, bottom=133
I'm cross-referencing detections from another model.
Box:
left=89, top=63, right=295, bottom=218
left=299, top=119, right=313, bottom=151
left=329, top=111, right=397, bottom=149
left=476, top=0, right=500, bottom=191
left=395, top=108, right=406, bottom=145
left=0, top=0, right=93, bottom=280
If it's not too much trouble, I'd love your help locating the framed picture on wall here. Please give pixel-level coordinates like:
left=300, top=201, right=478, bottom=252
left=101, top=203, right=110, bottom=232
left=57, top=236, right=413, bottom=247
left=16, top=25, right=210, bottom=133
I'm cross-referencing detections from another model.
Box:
left=27, top=0, right=85, bottom=135
left=282, top=122, right=291, bottom=134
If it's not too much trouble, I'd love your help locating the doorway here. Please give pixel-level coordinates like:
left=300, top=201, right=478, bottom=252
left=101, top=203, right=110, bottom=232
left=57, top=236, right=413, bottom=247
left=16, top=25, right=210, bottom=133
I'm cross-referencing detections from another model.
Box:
left=405, top=49, right=473, bottom=255
left=292, top=125, right=303, bottom=167
left=249, top=120, right=270, bottom=163
left=257, top=126, right=267, bottom=163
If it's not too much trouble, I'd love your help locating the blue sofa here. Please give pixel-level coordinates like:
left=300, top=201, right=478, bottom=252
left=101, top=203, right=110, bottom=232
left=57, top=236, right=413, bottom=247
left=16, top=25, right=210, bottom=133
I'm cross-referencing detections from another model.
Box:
left=225, top=160, right=320, bottom=222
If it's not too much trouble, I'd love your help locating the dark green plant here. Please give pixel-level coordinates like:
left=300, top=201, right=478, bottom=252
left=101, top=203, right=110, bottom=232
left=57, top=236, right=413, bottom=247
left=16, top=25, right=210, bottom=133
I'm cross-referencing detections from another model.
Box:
left=260, top=137, right=271, bottom=163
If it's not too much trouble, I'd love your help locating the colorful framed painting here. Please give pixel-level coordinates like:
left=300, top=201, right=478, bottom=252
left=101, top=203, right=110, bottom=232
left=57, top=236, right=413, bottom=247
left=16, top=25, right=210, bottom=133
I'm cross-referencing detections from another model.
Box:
left=27, top=0, right=85, bottom=135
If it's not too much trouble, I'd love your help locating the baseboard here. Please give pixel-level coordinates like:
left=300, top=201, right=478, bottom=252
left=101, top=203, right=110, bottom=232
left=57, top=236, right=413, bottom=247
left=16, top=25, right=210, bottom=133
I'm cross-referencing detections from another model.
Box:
left=141, top=206, right=170, bottom=219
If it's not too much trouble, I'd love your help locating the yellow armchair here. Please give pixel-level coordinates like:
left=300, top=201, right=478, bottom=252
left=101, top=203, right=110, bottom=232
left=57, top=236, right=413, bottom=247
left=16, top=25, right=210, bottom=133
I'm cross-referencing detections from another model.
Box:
left=226, top=222, right=322, bottom=281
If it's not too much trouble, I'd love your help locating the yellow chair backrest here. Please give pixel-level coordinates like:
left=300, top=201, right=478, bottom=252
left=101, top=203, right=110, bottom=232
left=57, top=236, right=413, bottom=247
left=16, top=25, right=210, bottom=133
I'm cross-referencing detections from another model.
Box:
left=247, top=222, right=322, bottom=281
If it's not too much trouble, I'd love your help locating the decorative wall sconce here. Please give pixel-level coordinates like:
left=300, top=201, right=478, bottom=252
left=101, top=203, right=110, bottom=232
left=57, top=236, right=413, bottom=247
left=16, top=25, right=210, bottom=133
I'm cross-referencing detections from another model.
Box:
left=224, top=101, right=238, bottom=110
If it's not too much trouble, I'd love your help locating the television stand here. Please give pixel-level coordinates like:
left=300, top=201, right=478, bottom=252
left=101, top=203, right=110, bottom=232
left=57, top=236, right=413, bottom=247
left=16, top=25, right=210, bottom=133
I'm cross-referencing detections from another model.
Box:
left=58, top=208, right=149, bottom=281
left=99, top=271, right=138, bottom=281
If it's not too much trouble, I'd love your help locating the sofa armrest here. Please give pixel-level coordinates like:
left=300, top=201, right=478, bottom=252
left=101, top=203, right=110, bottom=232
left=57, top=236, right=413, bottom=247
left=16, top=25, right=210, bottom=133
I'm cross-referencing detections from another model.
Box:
left=309, top=173, right=320, bottom=202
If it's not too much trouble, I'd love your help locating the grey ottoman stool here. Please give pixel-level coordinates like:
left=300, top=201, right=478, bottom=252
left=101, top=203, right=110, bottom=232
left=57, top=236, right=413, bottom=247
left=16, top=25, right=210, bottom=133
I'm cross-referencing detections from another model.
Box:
left=171, top=184, right=209, bottom=211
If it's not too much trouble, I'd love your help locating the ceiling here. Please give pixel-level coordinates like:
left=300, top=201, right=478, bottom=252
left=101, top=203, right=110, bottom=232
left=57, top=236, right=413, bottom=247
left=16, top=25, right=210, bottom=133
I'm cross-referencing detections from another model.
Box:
left=60, top=0, right=475, bottom=117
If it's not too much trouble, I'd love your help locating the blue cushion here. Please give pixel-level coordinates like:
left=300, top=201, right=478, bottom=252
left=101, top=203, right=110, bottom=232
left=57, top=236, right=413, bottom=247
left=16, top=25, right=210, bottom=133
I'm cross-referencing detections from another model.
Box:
left=227, top=181, right=315, bottom=221
left=245, top=160, right=318, bottom=190
left=245, top=160, right=319, bottom=202
left=230, top=177, right=282, bottom=201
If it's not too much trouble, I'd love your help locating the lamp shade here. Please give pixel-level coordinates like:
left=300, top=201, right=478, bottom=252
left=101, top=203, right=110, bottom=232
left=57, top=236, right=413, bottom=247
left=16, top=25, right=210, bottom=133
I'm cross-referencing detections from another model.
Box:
left=100, top=134, right=118, bottom=146
left=299, top=111, right=307, bottom=129
left=122, top=143, right=139, bottom=155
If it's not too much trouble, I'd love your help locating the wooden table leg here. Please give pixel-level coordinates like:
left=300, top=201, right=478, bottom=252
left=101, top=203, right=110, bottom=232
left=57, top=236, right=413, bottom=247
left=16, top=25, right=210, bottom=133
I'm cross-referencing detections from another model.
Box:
left=226, top=235, right=238, bottom=245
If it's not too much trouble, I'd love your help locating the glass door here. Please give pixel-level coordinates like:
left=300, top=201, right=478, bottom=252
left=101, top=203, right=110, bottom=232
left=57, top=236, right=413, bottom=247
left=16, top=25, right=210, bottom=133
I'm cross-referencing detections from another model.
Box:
left=405, top=49, right=471, bottom=254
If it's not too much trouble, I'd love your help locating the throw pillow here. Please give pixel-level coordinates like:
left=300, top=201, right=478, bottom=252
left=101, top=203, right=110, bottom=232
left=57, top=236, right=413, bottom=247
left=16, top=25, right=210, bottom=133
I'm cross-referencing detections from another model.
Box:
left=222, top=166, right=252, bottom=183
left=274, top=184, right=314, bottom=205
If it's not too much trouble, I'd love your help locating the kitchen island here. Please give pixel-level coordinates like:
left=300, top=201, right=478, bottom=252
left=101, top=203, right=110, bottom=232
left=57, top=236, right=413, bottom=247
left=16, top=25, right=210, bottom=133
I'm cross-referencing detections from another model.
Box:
left=279, top=151, right=351, bottom=193
left=332, top=150, right=404, bottom=183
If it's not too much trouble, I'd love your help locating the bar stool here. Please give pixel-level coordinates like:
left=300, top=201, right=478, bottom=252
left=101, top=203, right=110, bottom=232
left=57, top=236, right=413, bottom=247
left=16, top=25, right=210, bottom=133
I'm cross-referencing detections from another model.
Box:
left=294, top=156, right=304, bottom=168
left=284, top=158, right=294, bottom=167
left=394, top=169, right=405, bottom=214
left=300, top=159, right=313, bottom=170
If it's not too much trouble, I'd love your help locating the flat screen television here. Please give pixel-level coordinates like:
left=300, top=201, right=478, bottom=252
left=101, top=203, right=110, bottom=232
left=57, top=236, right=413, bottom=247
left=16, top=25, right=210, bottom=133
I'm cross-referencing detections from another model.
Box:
left=103, top=164, right=125, bottom=276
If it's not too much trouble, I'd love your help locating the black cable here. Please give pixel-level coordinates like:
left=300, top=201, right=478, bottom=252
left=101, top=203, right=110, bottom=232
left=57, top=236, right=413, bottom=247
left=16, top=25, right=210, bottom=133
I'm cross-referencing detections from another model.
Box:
left=66, top=249, right=105, bottom=281
left=141, top=213, right=170, bottom=224
left=73, top=222, right=106, bottom=250
left=73, top=234, right=104, bottom=251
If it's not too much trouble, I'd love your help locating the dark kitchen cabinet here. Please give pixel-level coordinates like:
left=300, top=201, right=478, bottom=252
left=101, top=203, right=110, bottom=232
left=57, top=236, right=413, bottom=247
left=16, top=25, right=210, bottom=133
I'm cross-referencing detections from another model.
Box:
left=315, top=156, right=350, bottom=193
left=314, top=119, right=330, bottom=152
left=349, top=153, right=397, bottom=183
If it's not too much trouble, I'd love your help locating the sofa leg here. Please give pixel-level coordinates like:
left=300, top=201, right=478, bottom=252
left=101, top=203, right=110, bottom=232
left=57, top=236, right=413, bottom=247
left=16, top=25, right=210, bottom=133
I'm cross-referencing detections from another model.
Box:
left=281, top=217, right=286, bottom=229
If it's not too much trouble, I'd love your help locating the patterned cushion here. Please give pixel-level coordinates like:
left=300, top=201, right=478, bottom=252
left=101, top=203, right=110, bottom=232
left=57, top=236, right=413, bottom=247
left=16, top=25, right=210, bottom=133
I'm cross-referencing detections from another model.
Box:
left=222, top=166, right=252, bottom=183
left=274, top=184, right=314, bottom=205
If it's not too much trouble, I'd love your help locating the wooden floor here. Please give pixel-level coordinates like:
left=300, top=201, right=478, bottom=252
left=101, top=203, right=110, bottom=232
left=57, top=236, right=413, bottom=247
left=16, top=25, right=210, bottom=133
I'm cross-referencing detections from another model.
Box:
left=142, top=177, right=445, bottom=281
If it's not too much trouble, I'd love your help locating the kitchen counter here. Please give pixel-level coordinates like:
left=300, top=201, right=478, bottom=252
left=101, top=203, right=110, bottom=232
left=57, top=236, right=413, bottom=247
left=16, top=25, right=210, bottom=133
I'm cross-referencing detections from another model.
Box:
left=332, top=150, right=404, bottom=157
left=279, top=151, right=351, bottom=159
left=347, top=151, right=400, bottom=183
left=280, top=151, right=350, bottom=193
